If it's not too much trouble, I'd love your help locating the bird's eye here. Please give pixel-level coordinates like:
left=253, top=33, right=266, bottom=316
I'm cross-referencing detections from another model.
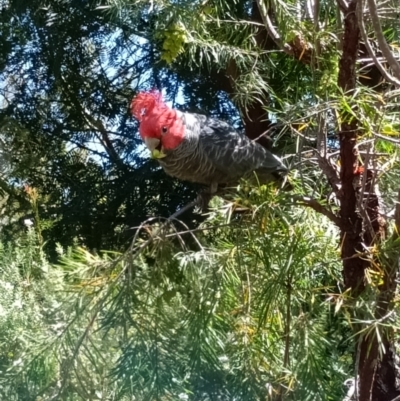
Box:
left=161, top=126, right=168, bottom=135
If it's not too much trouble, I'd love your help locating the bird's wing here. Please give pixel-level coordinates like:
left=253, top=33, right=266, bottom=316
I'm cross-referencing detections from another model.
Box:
left=189, top=113, right=287, bottom=177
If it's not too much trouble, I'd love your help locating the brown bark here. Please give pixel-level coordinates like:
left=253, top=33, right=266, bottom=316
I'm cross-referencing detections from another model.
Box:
left=366, top=191, right=400, bottom=400
left=337, top=1, right=400, bottom=399
left=337, top=0, right=367, bottom=294
left=358, top=209, right=399, bottom=400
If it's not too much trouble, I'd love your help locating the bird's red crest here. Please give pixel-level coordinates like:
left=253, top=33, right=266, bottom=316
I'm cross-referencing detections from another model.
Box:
left=130, top=89, right=185, bottom=149
left=131, top=90, right=167, bottom=122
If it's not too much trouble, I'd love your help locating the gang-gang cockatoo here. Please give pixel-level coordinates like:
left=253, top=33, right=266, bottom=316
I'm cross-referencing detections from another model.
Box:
left=131, top=90, right=289, bottom=208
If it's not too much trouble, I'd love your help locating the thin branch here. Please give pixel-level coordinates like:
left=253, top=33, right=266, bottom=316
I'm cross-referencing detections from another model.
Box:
left=83, top=110, right=124, bottom=168
left=255, top=0, right=294, bottom=56
left=59, top=76, right=125, bottom=168
left=336, top=0, right=349, bottom=12
left=294, top=196, right=343, bottom=227
left=306, top=0, right=314, bottom=21
left=162, top=223, right=233, bottom=238
left=128, top=199, right=199, bottom=257
left=313, top=0, right=321, bottom=59
left=383, top=89, right=400, bottom=99
left=316, top=152, right=342, bottom=196
left=283, top=277, right=292, bottom=367
left=365, top=0, right=400, bottom=81
left=316, top=113, right=327, bottom=158
left=167, top=200, right=199, bottom=222
left=296, top=0, right=302, bottom=21
left=335, top=1, right=344, bottom=51
left=373, top=132, right=400, bottom=145
left=357, top=0, right=400, bottom=87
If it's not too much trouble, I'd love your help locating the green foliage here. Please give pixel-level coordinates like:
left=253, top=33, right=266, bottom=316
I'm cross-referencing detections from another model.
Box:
left=0, top=228, right=57, bottom=399
left=1, top=0, right=400, bottom=399
left=159, top=23, right=188, bottom=64
left=0, top=0, right=204, bottom=253
left=0, top=187, right=355, bottom=400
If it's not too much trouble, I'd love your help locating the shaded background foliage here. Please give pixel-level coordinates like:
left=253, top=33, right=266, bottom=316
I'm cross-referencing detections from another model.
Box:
left=0, top=0, right=302, bottom=252
left=0, top=0, right=209, bottom=252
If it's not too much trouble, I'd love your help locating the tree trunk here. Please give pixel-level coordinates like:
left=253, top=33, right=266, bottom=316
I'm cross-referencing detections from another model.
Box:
left=337, top=1, right=400, bottom=399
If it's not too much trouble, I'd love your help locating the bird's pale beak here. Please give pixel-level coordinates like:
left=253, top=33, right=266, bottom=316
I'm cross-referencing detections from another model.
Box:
left=144, top=137, right=166, bottom=159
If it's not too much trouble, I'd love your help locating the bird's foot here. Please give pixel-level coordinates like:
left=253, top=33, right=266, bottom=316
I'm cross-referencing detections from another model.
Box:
left=196, top=184, right=218, bottom=212
left=195, top=191, right=214, bottom=213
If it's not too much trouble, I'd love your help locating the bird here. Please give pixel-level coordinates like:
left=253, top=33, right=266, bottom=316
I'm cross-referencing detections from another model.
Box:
left=131, top=90, right=289, bottom=209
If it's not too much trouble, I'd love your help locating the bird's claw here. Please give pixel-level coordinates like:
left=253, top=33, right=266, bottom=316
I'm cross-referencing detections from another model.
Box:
left=196, top=191, right=214, bottom=213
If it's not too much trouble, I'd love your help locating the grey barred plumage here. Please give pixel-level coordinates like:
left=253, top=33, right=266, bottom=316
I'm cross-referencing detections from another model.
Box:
left=158, top=111, right=288, bottom=189
left=131, top=90, right=289, bottom=207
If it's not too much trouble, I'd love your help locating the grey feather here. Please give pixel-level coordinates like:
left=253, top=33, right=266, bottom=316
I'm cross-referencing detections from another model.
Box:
left=159, top=112, right=288, bottom=189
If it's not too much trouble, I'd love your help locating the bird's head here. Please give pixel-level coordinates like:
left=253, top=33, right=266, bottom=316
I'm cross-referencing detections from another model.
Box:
left=131, top=90, right=185, bottom=158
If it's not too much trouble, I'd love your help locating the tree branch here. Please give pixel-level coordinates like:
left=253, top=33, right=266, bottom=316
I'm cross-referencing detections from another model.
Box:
left=255, top=0, right=294, bottom=56
left=313, top=0, right=321, bottom=60
left=357, top=0, right=400, bottom=87
left=59, top=76, right=125, bottom=168
left=336, top=0, right=349, bottom=13
left=127, top=199, right=200, bottom=259
left=317, top=152, right=342, bottom=196
left=365, top=0, right=400, bottom=81
left=83, top=111, right=125, bottom=168
left=294, top=196, right=343, bottom=227
left=373, top=132, right=400, bottom=145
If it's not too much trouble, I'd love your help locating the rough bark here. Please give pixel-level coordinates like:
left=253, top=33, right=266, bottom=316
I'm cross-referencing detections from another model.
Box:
left=367, top=191, right=400, bottom=400
left=337, top=0, right=367, bottom=295
left=358, top=201, right=400, bottom=400
left=337, top=1, right=400, bottom=399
